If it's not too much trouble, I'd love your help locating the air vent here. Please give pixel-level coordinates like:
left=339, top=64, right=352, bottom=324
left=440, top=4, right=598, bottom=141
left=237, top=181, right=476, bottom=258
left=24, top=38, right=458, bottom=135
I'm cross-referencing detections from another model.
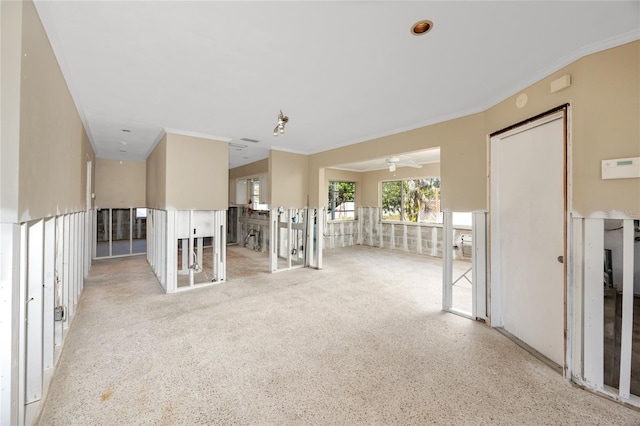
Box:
left=240, top=138, right=260, bottom=143
left=230, top=143, right=248, bottom=150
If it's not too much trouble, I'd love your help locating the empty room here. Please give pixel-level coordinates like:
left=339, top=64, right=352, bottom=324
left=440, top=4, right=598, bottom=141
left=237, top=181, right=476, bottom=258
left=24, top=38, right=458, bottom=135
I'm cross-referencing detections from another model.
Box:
left=1, top=1, right=639, bottom=425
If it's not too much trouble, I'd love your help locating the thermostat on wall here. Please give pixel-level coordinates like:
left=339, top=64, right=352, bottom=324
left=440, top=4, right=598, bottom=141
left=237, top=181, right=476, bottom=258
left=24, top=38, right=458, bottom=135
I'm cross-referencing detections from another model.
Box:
left=601, top=157, right=640, bottom=179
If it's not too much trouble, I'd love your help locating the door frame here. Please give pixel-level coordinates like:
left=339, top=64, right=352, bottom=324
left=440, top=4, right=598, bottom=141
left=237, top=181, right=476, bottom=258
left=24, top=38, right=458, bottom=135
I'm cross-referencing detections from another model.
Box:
left=442, top=211, right=487, bottom=321
left=488, top=104, right=571, bottom=373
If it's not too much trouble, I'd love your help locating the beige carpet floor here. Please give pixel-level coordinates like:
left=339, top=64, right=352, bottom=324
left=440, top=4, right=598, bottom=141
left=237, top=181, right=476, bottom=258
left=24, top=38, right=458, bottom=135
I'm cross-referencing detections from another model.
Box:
left=37, top=246, right=639, bottom=425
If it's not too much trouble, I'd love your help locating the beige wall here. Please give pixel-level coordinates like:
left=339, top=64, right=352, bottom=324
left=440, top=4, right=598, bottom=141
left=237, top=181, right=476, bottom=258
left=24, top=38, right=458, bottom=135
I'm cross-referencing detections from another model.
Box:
left=269, top=150, right=309, bottom=208
left=309, top=41, right=639, bottom=217
left=95, top=159, right=146, bottom=208
left=575, top=41, right=639, bottom=217
left=325, top=169, right=362, bottom=207
left=229, top=158, right=268, bottom=204
left=229, top=158, right=268, bottom=180
left=309, top=113, right=484, bottom=211
left=165, top=133, right=228, bottom=210
left=359, top=163, right=441, bottom=207
left=326, top=169, right=361, bottom=184
left=145, top=134, right=167, bottom=209
left=1, top=1, right=23, bottom=224
left=16, top=0, right=95, bottom=222
left=485, top=40, right=640, bottom=218
left=324, top=165, right=441, bottom=208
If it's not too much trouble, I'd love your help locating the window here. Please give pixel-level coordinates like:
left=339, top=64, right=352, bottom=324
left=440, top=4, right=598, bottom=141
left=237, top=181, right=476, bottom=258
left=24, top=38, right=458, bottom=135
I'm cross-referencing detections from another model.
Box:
left=250, top=178, right=260, bottom=206
left=236, top=176, right=268, bottom=210
left=249, top=178, right=269, bottom=211
left=381, top=178, right=441, bottom=223
left=328, top=181, right=356, bottom=220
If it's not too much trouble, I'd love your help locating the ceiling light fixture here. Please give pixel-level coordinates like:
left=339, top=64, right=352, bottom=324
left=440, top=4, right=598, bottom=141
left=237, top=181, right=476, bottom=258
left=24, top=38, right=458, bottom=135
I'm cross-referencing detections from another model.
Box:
left=273, top=110, right=288, bottom=136
left=121, top=129, right=131, bottom=133
left=411, top=20, right=433, bottom=36
left=386, top=156, right=423, bottom=172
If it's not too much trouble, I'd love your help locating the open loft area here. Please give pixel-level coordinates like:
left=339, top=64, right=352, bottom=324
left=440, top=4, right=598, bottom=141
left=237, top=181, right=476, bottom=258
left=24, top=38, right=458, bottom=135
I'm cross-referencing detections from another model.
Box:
left=1, top=1, right=639, bottom=425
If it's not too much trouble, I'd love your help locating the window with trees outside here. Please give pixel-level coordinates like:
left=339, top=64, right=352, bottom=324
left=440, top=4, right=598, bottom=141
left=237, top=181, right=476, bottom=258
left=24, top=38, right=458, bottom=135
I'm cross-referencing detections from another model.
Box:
left=381, top=178, right=441, bottom=223
left=328, top=181, right=356, bottom=220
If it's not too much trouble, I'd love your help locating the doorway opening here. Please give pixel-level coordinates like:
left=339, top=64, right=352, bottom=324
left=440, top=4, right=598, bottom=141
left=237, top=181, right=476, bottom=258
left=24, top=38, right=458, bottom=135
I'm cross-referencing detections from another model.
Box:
left=603, top=219, right=640, bottom=396
left=226, top=206, right=270, bottom=280
left=94, top=207, right=147, bottom=258
left=443, top=212, right=487, bottom=320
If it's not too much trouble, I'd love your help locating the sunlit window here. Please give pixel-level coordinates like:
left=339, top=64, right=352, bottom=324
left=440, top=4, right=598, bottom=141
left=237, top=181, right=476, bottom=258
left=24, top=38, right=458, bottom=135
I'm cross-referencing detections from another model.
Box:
left=381, top=178, right=441, bottom=223
left=328, top=181, right=356, bottom=220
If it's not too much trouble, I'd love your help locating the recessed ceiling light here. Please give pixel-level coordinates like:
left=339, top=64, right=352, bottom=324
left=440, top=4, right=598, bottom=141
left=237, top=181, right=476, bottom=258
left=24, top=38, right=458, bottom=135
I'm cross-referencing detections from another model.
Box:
left=121, top=129, right=131, bottom=132
left=411, top=20, right=433, bottom=36
left=119, top=141, right=128, bottom=145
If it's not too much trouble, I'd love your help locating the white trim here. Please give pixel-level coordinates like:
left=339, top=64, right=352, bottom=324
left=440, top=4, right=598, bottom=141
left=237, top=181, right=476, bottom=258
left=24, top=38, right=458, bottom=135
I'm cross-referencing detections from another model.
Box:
left=143, top=128, right=168, bottom=160
left=583, top=218, right=604, bottom=390
left=216, top=210, right=226, bottom=281
left=62, top=215, right=71, bottom=333
left=26, top=220, right=44, bottom=405
left=0, top=223, right=21, bottom=426
left=478, top=29, right=640, bottom=116
left=85, top=160, right=92, bottom=277
left=17, top=224, right=27, bottom=426
left=489, top=133, right=502, bottom=327
left=163, top=127, right=231, bottom=143
left=565, top=107, right=575, bottom=379
left=269, top=209, right=278, bottom=272
left=449, top=307, right=474, bottom=320
left=618, top=219, right=635, bottom=399
left=269, top=145, right=309, bottom=156
left=472, top=212, right=487, bottom=320
left=54, top=217, right=64, bottom=348
left=92, top=210, right=97, bottom=260
left=442, top=212, right=453, bottom=311
left=43, top=218, right=55, bottom=375
left=317, top=208, right=324, bottom=269
left=166, top=211, right=177, bottom=293
left=567, top=215, right=584, bottom=382
left=108, top=208, right=112, bottom=257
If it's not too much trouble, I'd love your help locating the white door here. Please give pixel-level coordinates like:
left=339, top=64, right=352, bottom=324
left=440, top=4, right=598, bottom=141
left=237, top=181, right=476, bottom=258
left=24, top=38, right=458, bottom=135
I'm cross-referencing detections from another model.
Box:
left=490, top=111, right=566, bottom=366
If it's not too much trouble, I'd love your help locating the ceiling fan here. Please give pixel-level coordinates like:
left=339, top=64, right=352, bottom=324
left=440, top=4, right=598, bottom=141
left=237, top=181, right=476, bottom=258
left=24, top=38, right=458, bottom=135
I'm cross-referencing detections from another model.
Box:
left=385, top=156, right=423, bottom=172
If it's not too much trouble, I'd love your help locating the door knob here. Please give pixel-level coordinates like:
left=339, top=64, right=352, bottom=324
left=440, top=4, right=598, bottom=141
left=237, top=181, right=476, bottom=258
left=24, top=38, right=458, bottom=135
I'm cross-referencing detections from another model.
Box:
left=557, top=255, right=564, bottom=264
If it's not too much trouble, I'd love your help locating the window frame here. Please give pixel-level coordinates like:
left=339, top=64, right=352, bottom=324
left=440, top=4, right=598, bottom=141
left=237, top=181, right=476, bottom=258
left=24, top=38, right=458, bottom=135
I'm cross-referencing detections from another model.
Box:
left=235, top=175, right=269, bottom=211
left=380, top=177, right=441, bottom=224
left=328, top=180, right=356, bottom=221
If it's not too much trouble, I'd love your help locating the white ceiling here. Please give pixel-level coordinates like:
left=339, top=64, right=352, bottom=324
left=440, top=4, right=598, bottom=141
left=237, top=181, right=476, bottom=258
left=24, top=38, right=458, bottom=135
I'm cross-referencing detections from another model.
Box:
left=34, top=1, right=639, bottom=168
left=331, top=148, right=440, bottom=172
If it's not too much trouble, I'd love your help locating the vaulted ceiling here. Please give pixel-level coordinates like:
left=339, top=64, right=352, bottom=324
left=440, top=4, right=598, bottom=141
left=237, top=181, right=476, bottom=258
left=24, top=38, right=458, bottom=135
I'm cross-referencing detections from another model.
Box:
left=34, top=1, right=640, bottom=168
